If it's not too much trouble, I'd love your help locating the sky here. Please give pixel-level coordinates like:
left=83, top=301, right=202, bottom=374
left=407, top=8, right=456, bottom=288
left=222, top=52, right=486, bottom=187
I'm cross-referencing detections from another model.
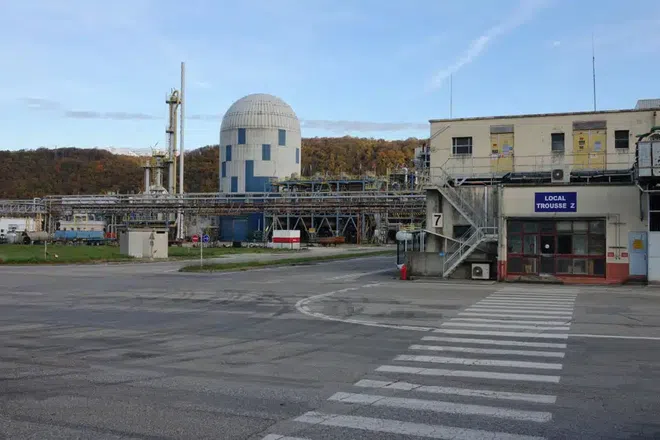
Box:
left=1, top=0, right=658, bottom=152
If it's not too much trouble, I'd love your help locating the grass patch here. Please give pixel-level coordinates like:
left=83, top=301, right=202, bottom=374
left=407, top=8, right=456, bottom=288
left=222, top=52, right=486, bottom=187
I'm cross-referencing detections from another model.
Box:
left=0, top=244, right=292, bottom=264
left=0, top=244, right=130, bottom=264
left=179, top=249, right=396, bottom=273
left=167, top=246, right=291, bottom=260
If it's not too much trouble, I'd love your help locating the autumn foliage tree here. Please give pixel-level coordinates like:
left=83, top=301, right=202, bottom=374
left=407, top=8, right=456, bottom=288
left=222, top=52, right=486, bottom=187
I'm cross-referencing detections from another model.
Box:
left=0, top=137, right=424, bottom=198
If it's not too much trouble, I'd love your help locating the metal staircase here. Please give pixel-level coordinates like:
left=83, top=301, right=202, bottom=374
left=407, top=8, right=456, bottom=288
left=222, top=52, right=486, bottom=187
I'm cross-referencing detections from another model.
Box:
left=432, top=166, right=498, bottom=278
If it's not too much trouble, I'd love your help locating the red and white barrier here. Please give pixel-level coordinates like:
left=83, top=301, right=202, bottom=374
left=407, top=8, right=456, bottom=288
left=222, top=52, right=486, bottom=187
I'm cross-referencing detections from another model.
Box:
left=271, top=230, right=301, bottom=250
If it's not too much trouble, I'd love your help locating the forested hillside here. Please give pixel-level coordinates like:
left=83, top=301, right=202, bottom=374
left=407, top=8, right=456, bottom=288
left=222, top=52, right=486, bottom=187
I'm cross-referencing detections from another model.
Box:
left=0, top=137, right=424, bottom=197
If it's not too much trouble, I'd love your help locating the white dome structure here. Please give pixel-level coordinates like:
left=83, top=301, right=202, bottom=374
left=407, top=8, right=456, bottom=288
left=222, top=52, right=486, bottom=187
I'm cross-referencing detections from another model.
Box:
left=219, top=93, right=301, bottom=193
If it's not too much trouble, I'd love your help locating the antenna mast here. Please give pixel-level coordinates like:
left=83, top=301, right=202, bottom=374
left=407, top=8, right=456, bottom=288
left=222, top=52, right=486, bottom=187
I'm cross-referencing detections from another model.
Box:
left=450, top=73, right=453, bottom=118
left=592, top=33, right=597, bottom=111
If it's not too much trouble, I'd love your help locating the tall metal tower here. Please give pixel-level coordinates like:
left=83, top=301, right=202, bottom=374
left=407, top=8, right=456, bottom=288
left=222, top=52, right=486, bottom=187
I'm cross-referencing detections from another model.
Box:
left=165, top=89, right=181, bottom=195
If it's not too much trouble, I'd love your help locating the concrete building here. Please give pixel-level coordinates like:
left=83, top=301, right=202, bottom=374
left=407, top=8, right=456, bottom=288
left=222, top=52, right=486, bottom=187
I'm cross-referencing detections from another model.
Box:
left=219, top=93, right=301, bottom=193
left=412, top=100, right=660, bottom=284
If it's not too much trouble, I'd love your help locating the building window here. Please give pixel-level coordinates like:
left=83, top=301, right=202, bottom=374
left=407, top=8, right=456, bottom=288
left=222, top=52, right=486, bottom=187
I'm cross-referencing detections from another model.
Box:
left=238, top=128, right=246, bottom=145
left=295, top=148, right=300, bottom=164
left=262, top=144, right=271, bottom=161
left=278, top=129, right=286, bottom=146
left=507, top=219, right=606, bottom=277
left=615, top=130, right=629, bottom=149
left=231, top=176, right=238, bottom=193
left=551, top=133, right=565, bottom=153
left=225, top=145, right=232, bottom=161
left=221, top=162, right=226, bottom=178
left=452, top=137, right=473, bottom=155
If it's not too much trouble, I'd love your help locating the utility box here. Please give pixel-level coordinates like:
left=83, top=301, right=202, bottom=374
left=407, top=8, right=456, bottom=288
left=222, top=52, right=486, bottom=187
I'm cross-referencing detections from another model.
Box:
left=119, top=227, right=169, bottom=259
left=271, top=230, right=301, bottom=250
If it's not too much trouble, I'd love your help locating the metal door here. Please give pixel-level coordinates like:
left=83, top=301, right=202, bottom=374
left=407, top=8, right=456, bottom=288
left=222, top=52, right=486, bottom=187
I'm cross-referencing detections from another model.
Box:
left=489, top=132, right=514, bottom=174
left=629, top=232, right=648, bottom=277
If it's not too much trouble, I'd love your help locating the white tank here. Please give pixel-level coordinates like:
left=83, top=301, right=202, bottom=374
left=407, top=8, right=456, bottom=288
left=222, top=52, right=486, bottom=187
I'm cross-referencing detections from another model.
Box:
left=219, top=93, right=302, bottom=193
left=396, top=231, right=414, bottom=242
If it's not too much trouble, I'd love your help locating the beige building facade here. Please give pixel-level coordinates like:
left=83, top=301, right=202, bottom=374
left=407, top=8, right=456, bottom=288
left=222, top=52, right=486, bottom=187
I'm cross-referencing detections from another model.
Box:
left=418, top=103, right=660, bottom=283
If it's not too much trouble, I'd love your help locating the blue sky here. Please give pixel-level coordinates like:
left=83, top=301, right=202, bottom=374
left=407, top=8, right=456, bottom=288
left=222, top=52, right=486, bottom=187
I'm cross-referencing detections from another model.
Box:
left=1, top=0, right=658, bottom=152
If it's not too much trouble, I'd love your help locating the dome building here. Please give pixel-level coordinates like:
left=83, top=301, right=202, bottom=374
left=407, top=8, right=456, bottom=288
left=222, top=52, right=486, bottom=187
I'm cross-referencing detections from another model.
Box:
left=219, top=93, right=301, bottom=193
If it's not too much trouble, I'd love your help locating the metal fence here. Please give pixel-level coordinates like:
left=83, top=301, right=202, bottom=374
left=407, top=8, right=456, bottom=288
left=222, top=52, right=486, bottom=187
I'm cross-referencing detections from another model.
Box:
left=429, top=151, right=636, bottom=181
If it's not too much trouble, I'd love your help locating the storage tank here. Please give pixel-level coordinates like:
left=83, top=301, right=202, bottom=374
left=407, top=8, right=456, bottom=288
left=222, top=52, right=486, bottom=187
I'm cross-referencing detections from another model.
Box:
left=219, top=93, right=301, bottom=193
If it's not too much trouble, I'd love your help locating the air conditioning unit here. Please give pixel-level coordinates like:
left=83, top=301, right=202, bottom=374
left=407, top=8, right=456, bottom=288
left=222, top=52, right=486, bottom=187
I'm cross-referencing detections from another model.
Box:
left=551, top=168, right=568, bottom=183
left=471, top=263, right=490, bottom=280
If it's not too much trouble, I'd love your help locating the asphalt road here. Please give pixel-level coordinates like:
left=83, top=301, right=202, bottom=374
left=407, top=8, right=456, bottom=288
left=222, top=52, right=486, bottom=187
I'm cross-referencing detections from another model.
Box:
left=1, top=256, right=660, bottom=439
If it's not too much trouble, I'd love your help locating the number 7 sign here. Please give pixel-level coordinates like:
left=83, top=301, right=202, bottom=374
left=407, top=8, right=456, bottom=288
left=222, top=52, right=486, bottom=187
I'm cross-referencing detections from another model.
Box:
left=432, top=213, right=443, bottom=228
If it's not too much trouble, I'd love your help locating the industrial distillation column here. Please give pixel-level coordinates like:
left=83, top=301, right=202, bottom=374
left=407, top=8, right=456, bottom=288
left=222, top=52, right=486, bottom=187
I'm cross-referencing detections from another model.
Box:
left=177, top=61, right=186, bottom=240
left=165, top=89, right=180, bottom=195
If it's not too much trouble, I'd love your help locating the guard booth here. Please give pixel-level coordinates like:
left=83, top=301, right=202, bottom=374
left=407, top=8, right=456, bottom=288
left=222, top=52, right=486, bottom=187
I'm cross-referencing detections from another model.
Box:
left=396, top=230, right=425, bottom=268
left=119, top=227, right=169, bottom=259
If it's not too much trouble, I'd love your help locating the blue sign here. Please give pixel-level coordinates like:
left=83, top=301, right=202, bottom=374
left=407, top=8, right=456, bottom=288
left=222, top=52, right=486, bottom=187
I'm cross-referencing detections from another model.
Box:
left=534, top=192, right=577, bottom=213
left=202, top=234, right=210, bottom=243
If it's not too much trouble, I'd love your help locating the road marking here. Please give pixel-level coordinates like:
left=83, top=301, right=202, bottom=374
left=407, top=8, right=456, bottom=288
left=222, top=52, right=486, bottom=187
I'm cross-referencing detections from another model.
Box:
left=409, top=344, right=565, bottom=358
left=294, top=411, right=547, bottom=440
left=353, top=379, right=557, bottom=404
left=262, top=435, right=311, bottom=440
left=496, top=288, right=580, bottom=293
left=488, top=295, right=577, bottom=300
left=328, top=392, right=552, bottom=422
left=570, top=333, right=660, bottom=341
left=443, top=322, right=570, bottom=331
left=459, top=312, right=574, bottom=319
left=477, top=301, right=575, bottom=308
left=295, top=283, right=433, bottom=332
left=421, top=336, right=567, bottom=348
left=395, top=354, right=563, bottom=370
left=0, top=323, right=48, bottom=332
left=452, top=318, right=571, bottom=325
left=477, top=298, right=575, bottom=308
left=433, top=329, right=569, bottom=339
left=466, top=306, right=573, bottom=313
left=325, top=268, right=393, bottom=280
left=377, top=365, right=561, bottom=383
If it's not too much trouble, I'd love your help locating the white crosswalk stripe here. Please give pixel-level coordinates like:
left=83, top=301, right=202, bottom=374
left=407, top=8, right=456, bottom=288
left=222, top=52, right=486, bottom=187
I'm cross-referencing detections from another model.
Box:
left=353, top=379, right=558, bottom=403
left=263, top=286, right=579, bottom=439
left=409, top=343, right=566, bottom=358
left=328, top=392, right=553, bottom=422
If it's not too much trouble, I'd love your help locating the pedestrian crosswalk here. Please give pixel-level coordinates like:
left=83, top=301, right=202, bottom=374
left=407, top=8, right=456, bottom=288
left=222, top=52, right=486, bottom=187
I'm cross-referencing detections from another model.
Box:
left=262, top=286, right=579, bottom=439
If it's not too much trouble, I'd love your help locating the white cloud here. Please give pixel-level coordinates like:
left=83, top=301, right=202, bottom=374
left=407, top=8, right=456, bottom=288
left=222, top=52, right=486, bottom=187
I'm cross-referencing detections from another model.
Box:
left=18, top=99, right=427, bottom=133
left=552, top=40, right=561, bottom=47
left=429, top=0, right=552, bottom=90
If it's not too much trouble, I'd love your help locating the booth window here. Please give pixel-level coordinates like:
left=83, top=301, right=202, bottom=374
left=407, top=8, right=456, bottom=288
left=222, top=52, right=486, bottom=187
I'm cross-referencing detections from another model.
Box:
left=507, top=219, right=606, bottom=277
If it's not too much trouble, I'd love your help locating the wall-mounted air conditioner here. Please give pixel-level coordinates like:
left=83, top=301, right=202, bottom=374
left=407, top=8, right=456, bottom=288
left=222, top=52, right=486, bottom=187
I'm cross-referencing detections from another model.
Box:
left=471, top=263, right=490, bottom=280
left=551, top=168, right=569, bottom=183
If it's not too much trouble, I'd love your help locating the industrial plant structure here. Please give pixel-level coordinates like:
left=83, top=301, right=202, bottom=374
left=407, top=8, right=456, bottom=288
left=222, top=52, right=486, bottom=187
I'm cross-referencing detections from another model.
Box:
left=0, top=71, right=426, bottom=246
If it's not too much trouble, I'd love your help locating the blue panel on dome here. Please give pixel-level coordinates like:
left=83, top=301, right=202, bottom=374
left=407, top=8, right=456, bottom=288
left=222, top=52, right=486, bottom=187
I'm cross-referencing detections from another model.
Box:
left=296, top=148, right=300, bottom=164
left=225, top=145, right=232, bottom=161
left=231, top=176, right=238, bottom=193
left=278, top=129, right=286, bottom=146
left=238, top=128, right=246, bottom=145
left=245, top=160, right=272, bottom=192
left=221, top=161, right=226, bottom=177
left=262, top=144, right=271, bottom=161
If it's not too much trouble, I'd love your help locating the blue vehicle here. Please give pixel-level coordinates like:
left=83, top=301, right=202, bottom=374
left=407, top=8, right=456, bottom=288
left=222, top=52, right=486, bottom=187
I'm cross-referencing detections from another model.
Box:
left=53, top=230, right=106, bottom=245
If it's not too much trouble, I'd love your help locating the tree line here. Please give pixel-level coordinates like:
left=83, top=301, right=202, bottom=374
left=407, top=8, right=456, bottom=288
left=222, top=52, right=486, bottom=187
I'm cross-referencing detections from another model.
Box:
left=0, top=137, right=425, bottom=198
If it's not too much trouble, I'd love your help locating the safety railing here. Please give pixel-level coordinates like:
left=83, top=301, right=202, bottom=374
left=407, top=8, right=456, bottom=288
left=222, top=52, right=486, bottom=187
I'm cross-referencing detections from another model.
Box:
left=429, top=151, right=636, bottom=181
